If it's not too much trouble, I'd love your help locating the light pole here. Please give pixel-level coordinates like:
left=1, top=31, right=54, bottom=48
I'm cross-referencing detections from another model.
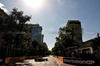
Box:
left=97, top=33, right=100, bottom=38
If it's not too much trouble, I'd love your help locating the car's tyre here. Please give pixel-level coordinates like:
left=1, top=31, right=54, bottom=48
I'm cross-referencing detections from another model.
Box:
left=46, top=59, right=48, bottom=61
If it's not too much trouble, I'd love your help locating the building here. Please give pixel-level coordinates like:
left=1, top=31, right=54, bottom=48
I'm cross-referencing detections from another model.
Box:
left=31, top=24, right=43, bottom=44
left=66, top=20, right=82, bottom=44
left=0, top=8, right=8, bottom=18
left=79, top=36, right=100, bottom=54
left=65, top=20, right=100, bottom=59
left=28, top=24, right=43, bottom=44
left=0, top=8, right=8, bottom=47
left=79, top=39, right=94, bottom=54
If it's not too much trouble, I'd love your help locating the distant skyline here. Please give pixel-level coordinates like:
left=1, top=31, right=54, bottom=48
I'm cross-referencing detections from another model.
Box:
left=0, top=0, right=100, bottom=50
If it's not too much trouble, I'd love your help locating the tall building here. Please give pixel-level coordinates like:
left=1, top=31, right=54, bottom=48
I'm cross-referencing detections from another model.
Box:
left=0, top=8, right=8, bottom=47
left=66, top=20, right=82, bottom=44
left=28, top=24, right=43, bottom=44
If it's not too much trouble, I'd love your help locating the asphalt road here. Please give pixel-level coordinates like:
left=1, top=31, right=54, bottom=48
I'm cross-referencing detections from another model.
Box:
left=12, top=55, right=76, bottom=66
left=15, top=55, right=61, bottom=66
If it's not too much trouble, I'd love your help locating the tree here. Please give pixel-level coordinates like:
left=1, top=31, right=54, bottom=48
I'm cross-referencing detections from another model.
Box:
left=1, top=8, right=49, bottom=56
left=8, top=8, right=31, bottom=32
left=52, top=24, right=82, bottom=56
left=2, top=8, right=31, bottom=48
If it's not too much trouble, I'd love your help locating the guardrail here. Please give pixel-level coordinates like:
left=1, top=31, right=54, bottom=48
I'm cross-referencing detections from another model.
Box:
left=54, top=56, right=63, bottom=63
left=0, top=55, right=47, bottom=65
left=54, top=55, right=100, bottom=66
left=5, top=56, right=39, bottom=63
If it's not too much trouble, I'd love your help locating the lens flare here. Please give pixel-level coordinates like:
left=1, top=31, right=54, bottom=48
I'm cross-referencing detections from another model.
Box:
left=24, top=0, right=44, bottom=9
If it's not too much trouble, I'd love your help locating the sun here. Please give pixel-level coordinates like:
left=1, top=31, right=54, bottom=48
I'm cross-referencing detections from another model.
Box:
left=24, top=0, right=44, bottom=9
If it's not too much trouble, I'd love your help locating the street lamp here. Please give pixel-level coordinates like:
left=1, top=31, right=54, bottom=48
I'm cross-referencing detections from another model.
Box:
left=97, top=33, right=100, bottom=38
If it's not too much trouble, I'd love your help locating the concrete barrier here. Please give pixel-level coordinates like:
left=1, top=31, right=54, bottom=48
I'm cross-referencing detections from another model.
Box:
left=5, top=56, right=44, bottom=63
left=54, top=55, right=100, bottom=65
left=54, top=56, right=63, bottom=63
left=5, top=57, right=26, bottom=63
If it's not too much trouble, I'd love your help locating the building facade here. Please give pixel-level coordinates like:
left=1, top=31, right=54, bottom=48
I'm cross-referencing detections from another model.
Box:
left=0, top=8, right=8, bottom=47
left=0, top=8, right=8, bottom=18
left=28, top=24, right=43, bottom=44
left=66, top=20, right=82, bottom=44
left=80, top=36, right=100, bottom=54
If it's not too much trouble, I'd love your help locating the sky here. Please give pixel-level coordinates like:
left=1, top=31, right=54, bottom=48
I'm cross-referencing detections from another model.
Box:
left=0, top=0, right=100, bottom=50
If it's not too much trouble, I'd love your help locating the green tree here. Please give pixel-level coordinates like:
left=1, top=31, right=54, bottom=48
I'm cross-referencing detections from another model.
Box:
left=2, top=8, right=31, bottom=49
left=29, top=40, right=49, bottom=55
left=8, top=8, right=31, bottom=32
left=1, top=8, right=49, bottom=56
left=52, top=24, right=82, bottom=56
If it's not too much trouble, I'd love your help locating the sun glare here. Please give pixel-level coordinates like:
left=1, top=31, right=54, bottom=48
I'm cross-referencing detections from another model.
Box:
left=24, top=0, right=44, bottom=9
